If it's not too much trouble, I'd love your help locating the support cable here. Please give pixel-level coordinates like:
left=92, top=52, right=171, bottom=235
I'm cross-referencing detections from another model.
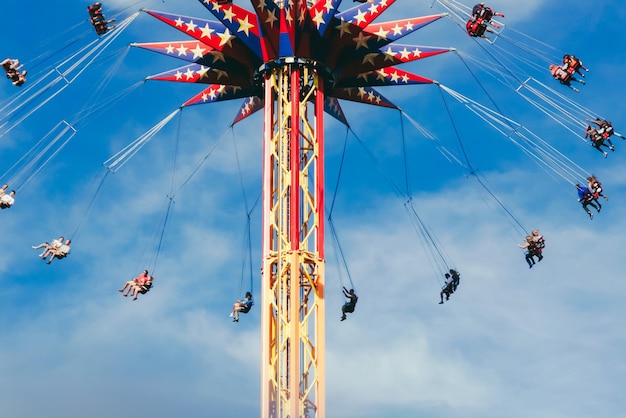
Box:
left=397, top=109, right=455, bottom=282
left=171, top=127, right=232, bottom=197
left=69, top=168, right=110, bottom=242
left=232, top=126, right=258, bottom=296
left=437, top=83, right=590, bottom=186
left=103, top=107, right=182, bottom=172
left=437, top=86, right=528, bottom=235
left=0, top=12, right=140, bottom=137
left=326, top=127, right=355, bottom=291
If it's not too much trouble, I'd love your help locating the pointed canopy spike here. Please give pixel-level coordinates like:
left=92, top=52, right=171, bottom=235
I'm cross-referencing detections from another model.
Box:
left=183, top=84, right=259, bottom=107
left=146, top=63, right=252, bottom=87
left=363, top=14, right=448, bottom=47
left=324, top=97, right=349, bottom=127
left=336, top=66, right=434, bottom=88
left=232, top=96, right=264, bottom=125
left=330, top=86, right=398, bottom=109
left=133, top=40, right=214, bottom=63
left=335, top=0, right=397, bottom=29
left=143, top=8, right=256, bottom=68
left=337, top=44, right=453, bottom=80
left=197, top=0, right=265, bottom=60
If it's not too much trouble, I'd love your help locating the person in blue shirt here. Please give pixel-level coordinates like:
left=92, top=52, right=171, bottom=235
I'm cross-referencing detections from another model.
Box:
left=576, top=183, right=600, bottom=219
left=230, top=291, right=254, bottom=322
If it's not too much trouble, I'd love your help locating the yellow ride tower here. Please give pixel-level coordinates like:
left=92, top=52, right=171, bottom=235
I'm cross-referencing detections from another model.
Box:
left=261, top=61, right=326, bottom=418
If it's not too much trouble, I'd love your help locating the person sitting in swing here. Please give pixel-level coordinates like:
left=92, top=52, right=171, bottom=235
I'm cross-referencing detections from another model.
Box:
left=449, top=269, right=461, bottom=292
left=129, top=274, right=153, bottom=300
left=589, top=118, right=625, bottom=140
left=9, top=70, right=27, bottom=87
left=230, top=291, right=254, bottom=322
left=531, top=230, right=545, bottom=260
left=88, top=3, right=116, bottom=35
left=576, top=183, right=600, bottom=219
left=550, top=64, right=572, bottom=83
left=466, top=19, right=491, bottom=38
left=562, top=54, right=588, bottom=77
left=44, top=239, right=71, bottom=265
left=0, top=190, right=16, bottom=209
left=439, top=273, right=454, bottom=304
left=471, top=3, right=504, bottom=21
left=32, top=236, right=64, bottom=258
left=1, top=58, right=27, bottom=86
left=585, top=125, right=613, bottom=157
left=1, top=58, right=21, bottom=72
left=466, top=3, right=504, bottom=38
left=471, top=2, right=486, bottom=19
left=587, top=175, right=607, bottom=201
left=549, top=64, right=585, bottom=91
left=119, top=270, right=150, bottom=299
left=340, top=287, right=358, bottom=321
left=517, top=236, right=538, bottom=268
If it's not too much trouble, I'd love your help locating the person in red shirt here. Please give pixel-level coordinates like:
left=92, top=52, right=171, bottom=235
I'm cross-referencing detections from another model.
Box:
left=129, top=274, right=153, bottom=300
left=119, top=270, right=149, bottom=298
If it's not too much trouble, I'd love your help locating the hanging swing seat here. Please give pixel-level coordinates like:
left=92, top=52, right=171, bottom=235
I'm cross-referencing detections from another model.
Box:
left=240, top=299, right=254, bottom=314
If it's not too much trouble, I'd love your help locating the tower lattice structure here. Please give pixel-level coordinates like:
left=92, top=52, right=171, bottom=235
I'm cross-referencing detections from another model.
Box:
left=260, top=61, right=326, bottom=418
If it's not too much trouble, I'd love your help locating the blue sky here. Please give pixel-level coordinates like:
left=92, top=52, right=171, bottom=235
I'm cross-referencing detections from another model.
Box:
left=1, top=1, right=625, bottom=417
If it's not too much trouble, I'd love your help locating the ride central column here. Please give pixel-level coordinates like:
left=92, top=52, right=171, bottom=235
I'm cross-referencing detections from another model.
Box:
left=260, top=59, right=326, bottom=418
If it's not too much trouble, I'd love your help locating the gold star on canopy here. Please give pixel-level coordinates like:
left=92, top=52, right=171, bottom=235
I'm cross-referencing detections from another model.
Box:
left=223, top=8, right=236, bottom=23
left=209, top=50, right=226, bottom=63
left=213, top=68, right=229, bottom=80
left=184, top=67, right=195, bottom=80
left=186, top=20, right=198, bottom=33
left=176, top=44, right=189, bottom=56
left=362, top=53, right=378, bottom=66
left=218, top=29, right=235, bottom=47
left=200, top=23, right=215, bottom=39
left=353, top=10, right=367, bottom=25
left=391, top=23, right=403, bottom=36
left=265, top=9, right=278, bottom=27
left=353, top=32, right=372, bottom=50
left=191, top=44, right=207, bottom=59
left=197, top=65, right=210, bottom=78
left=335, top=19, right=352, bottom=37
left=237, top=15, right=255, bottom=37
left=313, top=10, right=325, bottom=29
left=373, top=26, right=389, bottom=41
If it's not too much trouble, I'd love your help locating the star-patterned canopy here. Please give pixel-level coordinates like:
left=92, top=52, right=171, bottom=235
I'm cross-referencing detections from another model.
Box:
left=134, top=0, right=452, bottom=125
